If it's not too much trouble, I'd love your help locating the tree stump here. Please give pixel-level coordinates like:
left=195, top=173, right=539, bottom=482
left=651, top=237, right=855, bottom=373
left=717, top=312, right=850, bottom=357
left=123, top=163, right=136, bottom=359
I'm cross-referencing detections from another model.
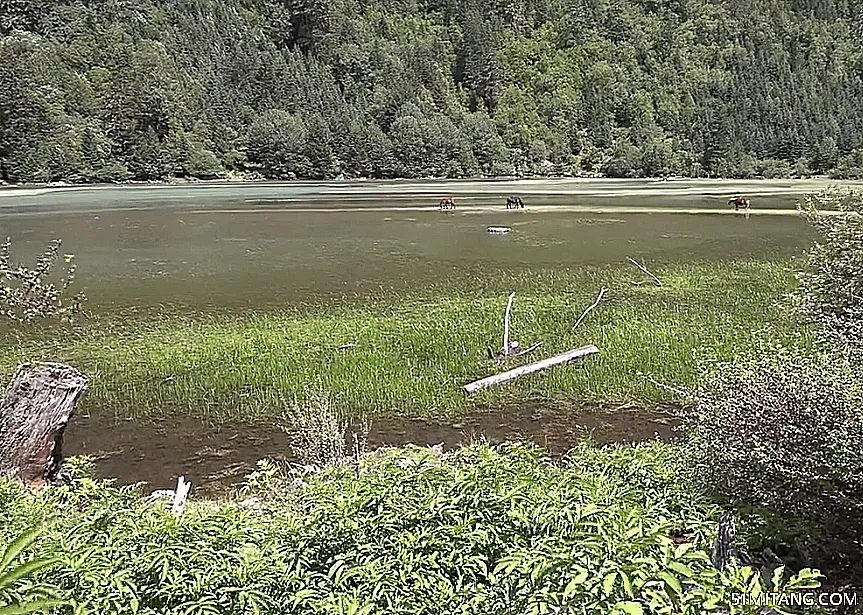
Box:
left=712, top=512, right=738, bottom=570
left=0, top=362, right=88, bottom=491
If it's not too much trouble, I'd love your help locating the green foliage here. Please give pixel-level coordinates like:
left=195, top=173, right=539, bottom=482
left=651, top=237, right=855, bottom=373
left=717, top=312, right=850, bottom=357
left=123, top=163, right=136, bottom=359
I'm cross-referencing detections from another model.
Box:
left=0, top=0, right=861, bottom=182
left=0, top=237, right=85, bottom=326
left=684, top=345, right=863, bottom=542
left=686, top=192, right=863, bottom=544
left=796, top=189, right=863, bottom=346
left=0, top=443, right=825, bottom=614
left=829, top=149, right=863, bottom=179
left=247, top=110, right=313, bottom=179
left=0, top=524, right=64, bottom=615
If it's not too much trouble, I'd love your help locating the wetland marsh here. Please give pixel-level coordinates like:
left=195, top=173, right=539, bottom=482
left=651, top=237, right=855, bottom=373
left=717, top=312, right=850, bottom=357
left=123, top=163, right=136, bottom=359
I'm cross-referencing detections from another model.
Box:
left=0, top=178, right=854, bottom=489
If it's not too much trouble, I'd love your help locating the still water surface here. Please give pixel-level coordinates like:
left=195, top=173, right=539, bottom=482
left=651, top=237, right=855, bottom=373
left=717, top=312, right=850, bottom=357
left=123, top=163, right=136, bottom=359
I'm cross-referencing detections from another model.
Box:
left=1, top=178, right=854, bottom=313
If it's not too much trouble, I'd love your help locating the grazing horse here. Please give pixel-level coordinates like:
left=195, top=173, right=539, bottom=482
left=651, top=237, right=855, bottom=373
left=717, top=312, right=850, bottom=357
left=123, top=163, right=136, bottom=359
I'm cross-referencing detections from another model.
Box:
left=439, top=196, right=455, bottom=210
left=506, top=195, right=524, bottom=209
left=728, top=196, right=751, bottom=211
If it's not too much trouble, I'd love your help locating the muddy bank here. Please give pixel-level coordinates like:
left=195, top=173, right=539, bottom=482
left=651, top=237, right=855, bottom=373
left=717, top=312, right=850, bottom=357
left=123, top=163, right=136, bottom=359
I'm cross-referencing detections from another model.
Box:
left=63, top=403, right=682, bottom=495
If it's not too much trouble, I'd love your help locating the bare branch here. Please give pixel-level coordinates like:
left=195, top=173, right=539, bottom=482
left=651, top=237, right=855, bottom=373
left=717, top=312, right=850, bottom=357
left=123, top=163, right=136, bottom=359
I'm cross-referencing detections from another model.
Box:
left=171, top=476, right=191, bottom=517
left=572, top=287, right=609, bottom=331
left=503, top=292, right=516, bottom=356
left=636, top=370, right=693, bottom=399
left=626, top=256, right=663, bottom=287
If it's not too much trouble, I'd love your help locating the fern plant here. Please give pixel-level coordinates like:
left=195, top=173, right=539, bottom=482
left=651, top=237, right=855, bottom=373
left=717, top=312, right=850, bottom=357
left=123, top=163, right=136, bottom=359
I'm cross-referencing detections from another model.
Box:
left=0, top=524, right=64, bottom=615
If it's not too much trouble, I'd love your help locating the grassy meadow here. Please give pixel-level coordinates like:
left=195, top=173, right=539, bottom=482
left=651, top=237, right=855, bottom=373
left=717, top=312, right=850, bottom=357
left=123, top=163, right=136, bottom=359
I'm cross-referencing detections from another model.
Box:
left=1, top=258, right=811, bottom=423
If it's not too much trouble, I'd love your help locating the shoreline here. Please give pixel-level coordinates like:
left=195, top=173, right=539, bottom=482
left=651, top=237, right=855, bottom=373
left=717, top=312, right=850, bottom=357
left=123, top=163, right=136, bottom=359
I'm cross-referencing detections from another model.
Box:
left=65, top=400, right=683, bottom=494
left=0, top=173, right=852, bottom=192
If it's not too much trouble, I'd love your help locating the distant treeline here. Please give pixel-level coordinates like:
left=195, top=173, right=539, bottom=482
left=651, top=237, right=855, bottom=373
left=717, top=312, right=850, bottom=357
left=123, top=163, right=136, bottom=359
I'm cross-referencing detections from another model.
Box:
left=1, top=0, right=862, bottom=183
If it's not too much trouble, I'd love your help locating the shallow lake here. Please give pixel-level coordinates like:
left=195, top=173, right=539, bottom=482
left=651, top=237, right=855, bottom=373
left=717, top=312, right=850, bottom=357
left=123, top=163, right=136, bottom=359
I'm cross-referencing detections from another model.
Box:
left=2, top=178, right=852, bottom=314
left=4, top=177, right=860, bottom=490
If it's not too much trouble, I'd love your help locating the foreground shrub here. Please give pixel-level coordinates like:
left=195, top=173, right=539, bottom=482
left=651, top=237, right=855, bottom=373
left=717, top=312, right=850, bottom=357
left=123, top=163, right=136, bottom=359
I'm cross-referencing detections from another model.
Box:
left=796, top=189, right=863, bottom=347
left=0, top=442, right=822, bottom=615
left=684, top=345, right=863, bottom=543
left=0, top=237, right=84, bottom=326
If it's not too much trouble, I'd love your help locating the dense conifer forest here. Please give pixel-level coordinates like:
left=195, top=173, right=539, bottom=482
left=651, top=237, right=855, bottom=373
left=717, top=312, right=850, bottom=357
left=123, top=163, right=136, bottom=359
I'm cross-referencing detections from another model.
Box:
left=1, top=0, right=862, bottom=183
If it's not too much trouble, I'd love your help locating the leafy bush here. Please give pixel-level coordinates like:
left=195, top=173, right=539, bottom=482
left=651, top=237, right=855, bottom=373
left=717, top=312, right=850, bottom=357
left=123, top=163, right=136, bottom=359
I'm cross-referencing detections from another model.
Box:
left=755, top=158, right=794, bottom=179
left=0, top=443, right=823, bottom=615
left=684, top=189, right=863, bottom=548
left=684, top=343, right=863, bottom=542
left=0, top=524, right=64, bottom=615
left=828, top=150, right=863, bottom=179
left=796, top=189, right=863, bottom=347
left=0, top=238, right=85, bottom=325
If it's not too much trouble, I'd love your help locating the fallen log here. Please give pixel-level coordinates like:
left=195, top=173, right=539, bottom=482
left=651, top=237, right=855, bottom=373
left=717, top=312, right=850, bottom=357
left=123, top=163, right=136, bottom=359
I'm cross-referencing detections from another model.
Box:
left=0, top=362, right=88, bottom=491
left=464, top=344, right=599, bottom=395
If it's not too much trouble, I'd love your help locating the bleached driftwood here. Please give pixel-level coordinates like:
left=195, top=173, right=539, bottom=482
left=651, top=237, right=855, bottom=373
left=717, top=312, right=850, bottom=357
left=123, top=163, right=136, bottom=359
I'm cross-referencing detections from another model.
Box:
left=171, top=476, right=191, bottom=517
left=146, top=489, right=175, bottom=503
left=514, top=341, right=543, bottom=357
left=464, top=344, right=599, bottom=395
left=636, top=370, right=693, bottom=399
left=503, top=292, right=516, bottom=356
left=626, top=257, right=662, bottom=287
left=487, top=341, right=543, bottom=362
left=484, top=292, right=544, bottom=362
left=572, top=287, right=609, bottom=331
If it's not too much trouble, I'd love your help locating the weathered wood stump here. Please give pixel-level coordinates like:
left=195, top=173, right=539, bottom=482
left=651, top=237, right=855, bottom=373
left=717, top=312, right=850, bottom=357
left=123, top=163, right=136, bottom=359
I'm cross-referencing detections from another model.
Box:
left=0, top=362, right=88, bottom=491
left=712, top=511, right=738, bottom=570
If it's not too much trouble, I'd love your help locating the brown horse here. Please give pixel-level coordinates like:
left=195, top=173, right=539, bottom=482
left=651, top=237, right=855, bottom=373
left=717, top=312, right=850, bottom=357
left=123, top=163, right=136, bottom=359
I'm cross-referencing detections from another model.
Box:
left=728, top=196, right=751, bottom=211
left=506, top=195, right=524, bottom=209
left=439, top=196, right=455, bottom=210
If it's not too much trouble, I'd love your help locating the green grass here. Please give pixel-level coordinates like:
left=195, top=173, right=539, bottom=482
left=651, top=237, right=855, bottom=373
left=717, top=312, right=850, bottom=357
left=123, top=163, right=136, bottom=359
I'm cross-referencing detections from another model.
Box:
left=0, top=442, right=822, bottom=615
left=0, top=259, right=813, bottom=423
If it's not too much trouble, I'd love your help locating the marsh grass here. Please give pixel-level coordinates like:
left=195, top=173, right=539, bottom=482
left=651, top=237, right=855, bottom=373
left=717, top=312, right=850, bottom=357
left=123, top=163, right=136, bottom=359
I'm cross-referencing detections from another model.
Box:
left=0, top=260, right=812, bottom=422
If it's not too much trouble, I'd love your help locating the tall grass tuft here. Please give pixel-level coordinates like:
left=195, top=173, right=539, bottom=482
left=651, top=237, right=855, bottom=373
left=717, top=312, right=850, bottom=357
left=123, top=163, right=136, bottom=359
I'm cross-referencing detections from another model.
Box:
left=280, top=391, right=348, bottom=467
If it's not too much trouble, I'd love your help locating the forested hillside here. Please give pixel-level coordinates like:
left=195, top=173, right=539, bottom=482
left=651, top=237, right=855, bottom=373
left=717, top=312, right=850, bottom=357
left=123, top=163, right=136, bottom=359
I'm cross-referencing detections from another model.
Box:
left=1, top=0, right=862, bottom=183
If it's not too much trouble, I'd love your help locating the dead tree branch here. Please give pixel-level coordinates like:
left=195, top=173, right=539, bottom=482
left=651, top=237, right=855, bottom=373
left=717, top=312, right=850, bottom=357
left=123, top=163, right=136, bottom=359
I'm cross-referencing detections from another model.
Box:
left=636, top=371, right=694, bottom=399
left=171, top=476, right=191, bottom=517
left=627, top=257, right=663, bottom=287
left=503, top=292, right=516, bottom=356
left=572, top=287, right=609, bottom=331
